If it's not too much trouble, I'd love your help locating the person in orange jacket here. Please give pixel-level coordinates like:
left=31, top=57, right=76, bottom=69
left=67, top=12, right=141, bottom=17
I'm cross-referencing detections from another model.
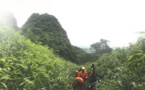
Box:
left=79, top=67, right=88, bottom=87
left=76, top=70, right=80, bottom=77
left=72, top=70, right=84, bottom=90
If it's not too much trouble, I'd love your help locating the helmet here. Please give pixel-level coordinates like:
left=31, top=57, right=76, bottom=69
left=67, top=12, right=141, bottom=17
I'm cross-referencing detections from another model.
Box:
left=82, top=67, right=85, bottom=70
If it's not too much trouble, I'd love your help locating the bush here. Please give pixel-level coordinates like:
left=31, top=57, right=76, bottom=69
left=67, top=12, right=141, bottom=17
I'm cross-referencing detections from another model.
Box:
left=0, top=28, right=77, bottom=90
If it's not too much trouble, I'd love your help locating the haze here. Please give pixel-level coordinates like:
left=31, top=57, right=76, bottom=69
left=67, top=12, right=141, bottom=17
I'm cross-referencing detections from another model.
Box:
left=0, top=0, right=144, bottom=48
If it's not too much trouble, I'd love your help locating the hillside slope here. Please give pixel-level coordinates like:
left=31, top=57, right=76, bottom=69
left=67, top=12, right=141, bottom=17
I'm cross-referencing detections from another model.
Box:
left=21, top=13, right=77, bottom=63
left=0, top=27, right=78, bottom=90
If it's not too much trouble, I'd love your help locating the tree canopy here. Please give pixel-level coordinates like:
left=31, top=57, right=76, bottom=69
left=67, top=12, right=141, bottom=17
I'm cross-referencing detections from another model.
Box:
left=91, top=39, right=112, bottom=57
left=22, top=13, right=77, bottom=63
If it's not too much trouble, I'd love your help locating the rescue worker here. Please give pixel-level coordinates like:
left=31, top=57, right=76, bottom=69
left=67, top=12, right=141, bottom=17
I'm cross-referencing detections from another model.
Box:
left=89, top=64, right=96, bottom=83
left=88, top=64, right=96, bottom=89
left=75, top=70, right=80, bottom=77
left=72, top=77, right=84, bottom=90
left=79, top=67, right=88, bottom=88
left=72, top=71, right=84, bottom=90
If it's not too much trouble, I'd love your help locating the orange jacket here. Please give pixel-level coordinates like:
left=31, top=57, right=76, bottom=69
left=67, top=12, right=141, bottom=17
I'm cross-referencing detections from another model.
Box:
left=75, top=77, right=84, bottom=83
left=72, top=77, right=84, bottom=87
left=79, top=71, right=88, bottom=79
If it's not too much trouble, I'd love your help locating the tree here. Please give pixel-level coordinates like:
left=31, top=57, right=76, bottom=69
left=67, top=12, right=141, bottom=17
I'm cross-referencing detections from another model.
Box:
left=90, top=39, right=112, bottom=57
left=73, top=46, right=94, bottom=63
left=22, top=13, right=77, bottom=63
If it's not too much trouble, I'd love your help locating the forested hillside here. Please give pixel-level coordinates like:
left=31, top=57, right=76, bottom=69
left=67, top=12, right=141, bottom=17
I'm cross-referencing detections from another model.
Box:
left=1, top=12, right=145, bottom=90
left=21, top=13, right=78, bottom=63
left=0, top=13, right=79, bottom=90
left=73, top=46, right=94, bottom=64
left=0, top=27, right=78, bottom=90
left=85, top=36, right=145, bottom=90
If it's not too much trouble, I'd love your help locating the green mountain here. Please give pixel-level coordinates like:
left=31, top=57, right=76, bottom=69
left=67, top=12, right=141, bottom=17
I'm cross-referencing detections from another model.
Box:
left=0, top=12, right=79, bottom=90
left=21, top=13, right=77, bottom=63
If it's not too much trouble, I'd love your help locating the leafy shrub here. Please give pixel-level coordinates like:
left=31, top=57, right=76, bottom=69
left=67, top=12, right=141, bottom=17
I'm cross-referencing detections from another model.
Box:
left=0, top=28, right=77, bottom=90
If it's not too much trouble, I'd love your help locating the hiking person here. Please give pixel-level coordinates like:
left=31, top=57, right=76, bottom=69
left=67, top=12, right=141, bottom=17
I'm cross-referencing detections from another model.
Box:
left=72, top=71, right=85, bottom=90
left=79, top=67, right=88, bottom=88
left=89, top=64, right=96, bottom=83
left=72, top=77, right=85, bottom=90
left=76, top=70, right=80, bottom=77
left=88, top=64, right=96, bottom=89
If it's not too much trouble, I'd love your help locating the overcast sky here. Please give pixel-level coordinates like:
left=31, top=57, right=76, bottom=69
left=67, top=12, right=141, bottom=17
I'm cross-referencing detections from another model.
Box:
left=0, top=0, right=144, bottom=48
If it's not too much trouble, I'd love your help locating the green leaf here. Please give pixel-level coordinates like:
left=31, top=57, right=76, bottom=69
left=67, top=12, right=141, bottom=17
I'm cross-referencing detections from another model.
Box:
left=0, top=82, right=7, bottom=88
left=19, top=82, right=25, bottom=87
left=0, top=75, right=11, bottom=80
left=131, top=82, right=136, bottom=87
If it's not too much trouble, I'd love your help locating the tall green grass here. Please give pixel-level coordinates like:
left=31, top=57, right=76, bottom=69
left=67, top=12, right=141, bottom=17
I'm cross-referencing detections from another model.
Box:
left=0, top=27, right=77, bottom=90
left=85, top=38, right=145, bottom=90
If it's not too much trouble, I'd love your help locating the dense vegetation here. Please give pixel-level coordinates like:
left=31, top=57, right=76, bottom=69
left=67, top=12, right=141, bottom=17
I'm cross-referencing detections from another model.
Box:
left=73, top=46, right=94, bottom=64
left=0, top=27, right=78, bottom=90
left=21, top=13, right=78, bottom=63
left=1, top=12, right=145, bottom=90
left=85, top=36, right=145, bottom=90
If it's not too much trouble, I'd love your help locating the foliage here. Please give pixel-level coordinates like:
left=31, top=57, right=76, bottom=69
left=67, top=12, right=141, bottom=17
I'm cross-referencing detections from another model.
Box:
left=85, top=47, right=130, bottom=90
left=73, top=46, right=94, bottom=64
left=85, top=36, right=145, bottom=90
left=90, top=39, right=112, bottom=57
left=1, top=12, right=145, bottom=90
left=0, top=28, right=78, bottom=90
left=126, top=37, right=145, bottom=90
left=21, top=13, right=77, bottom=63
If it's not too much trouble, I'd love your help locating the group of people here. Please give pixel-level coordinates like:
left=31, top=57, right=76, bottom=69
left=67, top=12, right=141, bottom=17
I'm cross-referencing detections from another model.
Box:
left=72, top=64, right=95, bottom=90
